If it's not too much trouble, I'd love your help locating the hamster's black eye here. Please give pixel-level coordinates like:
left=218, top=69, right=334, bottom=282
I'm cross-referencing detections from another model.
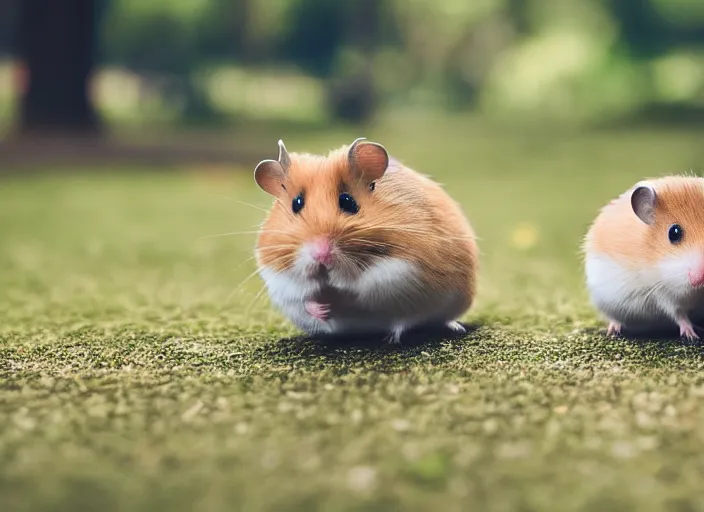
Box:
left=292, top=194, right=304, bottom=214
left=668, top=224, right=684, bottom=244
left=339, top=192, right=359, bottom=214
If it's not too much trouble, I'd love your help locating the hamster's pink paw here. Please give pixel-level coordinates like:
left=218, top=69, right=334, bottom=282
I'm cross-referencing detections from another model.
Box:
left=677, top=317, right=699, bottom=341
left=305, top=301, right=330, bottom=321
left=607, top=322, right=622, bottom=337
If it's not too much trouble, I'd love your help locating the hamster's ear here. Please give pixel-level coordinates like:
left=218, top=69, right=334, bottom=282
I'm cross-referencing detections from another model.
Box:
left=348, top=137, right=389, bottom=183
left=254, top=139, right=291, bottom=196
left=631, top=185, right=657, bottom=225
left=277, top=139, right=292, bottom=171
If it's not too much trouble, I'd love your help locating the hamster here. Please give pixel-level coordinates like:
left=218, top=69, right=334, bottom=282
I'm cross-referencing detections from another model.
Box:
left=584, top=176, right=704, bottom=340
left=253, top=137, right=478, bottom=344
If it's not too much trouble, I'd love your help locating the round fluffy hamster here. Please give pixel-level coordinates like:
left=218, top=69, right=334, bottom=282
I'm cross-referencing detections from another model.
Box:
left=584, top=176, right=704, bottom=340
left=253, top=137, right=478, bottom=344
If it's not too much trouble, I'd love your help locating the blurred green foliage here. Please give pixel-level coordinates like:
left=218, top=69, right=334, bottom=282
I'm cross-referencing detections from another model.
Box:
left=7, top=0, right=704, bottom=125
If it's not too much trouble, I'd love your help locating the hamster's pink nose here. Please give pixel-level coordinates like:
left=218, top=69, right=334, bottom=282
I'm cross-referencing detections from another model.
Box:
left=689, top=269, right=704, bottom=288
left=311, top=238, right=333, bottom=267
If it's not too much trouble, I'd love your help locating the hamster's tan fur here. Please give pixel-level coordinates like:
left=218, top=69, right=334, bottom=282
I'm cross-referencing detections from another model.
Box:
left=587, top=177, right=704, bottom=266
left=254, top=138, right=478, bottom=343
left=584, top=176, right=704, bottom=340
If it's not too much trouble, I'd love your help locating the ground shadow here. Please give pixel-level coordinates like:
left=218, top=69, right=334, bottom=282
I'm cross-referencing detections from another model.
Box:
left=582, top=325, right=704, bottom=358
left=258, top=322, right=482, bottom=360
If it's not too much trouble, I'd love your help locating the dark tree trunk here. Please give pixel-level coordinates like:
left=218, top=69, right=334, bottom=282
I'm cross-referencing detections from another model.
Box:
left=326, top=0, right=381, bottom=124
left=17, top=0, right=100, bottom=134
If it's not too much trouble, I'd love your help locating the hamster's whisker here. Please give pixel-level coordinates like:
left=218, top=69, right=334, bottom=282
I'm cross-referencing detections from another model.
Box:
left=260, top=243, right=300, bottom=252
left=257, top=229, right=302, bottom=237
left=219, top=256, right=260, bottom=303
left=253, top=251, right=298, bottom=271
left=200, top=228, right=300, bottom=240
left=225, top=266, right=265, bottom=305
left=363, top=223, right=467, bottom=236
left=233, top=255, right=257, bottom=271
left=340, top=253, right=373, bottom=275
left=245, top=283, right=270, bottom=315
left=341, top=237, right=407, bottom=253
left=198, top=230, right=264, bottom=240
left=354, top=224, right=476, bottom=241
left=342, top=235, right=437, bottom=252
left=339, top=241, right=394, bottom=258
left=256, top=249, right=299, bottom=260
left=227, top=254, right=293, bottom=306
left=258, top=243, right=300, bottom=250
left=227, top=198, right=272, bottom=214
left=341, top=240, right=428, bottom=261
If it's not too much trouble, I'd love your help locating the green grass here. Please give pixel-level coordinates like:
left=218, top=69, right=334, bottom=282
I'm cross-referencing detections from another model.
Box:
left=3, top=116, right=704, bottom=511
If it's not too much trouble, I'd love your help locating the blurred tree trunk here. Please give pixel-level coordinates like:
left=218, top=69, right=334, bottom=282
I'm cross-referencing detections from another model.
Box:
left=326, top=0, right=381, bottom=124
left=507, top=0, right=530, bottom=35
left=17, top=0, right=100, bottom=134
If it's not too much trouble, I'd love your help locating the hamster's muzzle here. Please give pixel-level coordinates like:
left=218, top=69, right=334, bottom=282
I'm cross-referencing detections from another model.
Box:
left=688, top=268, right=704, bottom=288
left=309, top=238, right=334, bottom=267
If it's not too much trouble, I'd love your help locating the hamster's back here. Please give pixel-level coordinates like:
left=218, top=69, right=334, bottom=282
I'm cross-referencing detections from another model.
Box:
left=585, top=187, right=650, bottom=264
left=377, top=160, right=478, bottom=298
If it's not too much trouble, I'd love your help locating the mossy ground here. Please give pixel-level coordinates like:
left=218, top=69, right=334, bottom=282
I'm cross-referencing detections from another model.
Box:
left=3, top=116, right=704, bottom=511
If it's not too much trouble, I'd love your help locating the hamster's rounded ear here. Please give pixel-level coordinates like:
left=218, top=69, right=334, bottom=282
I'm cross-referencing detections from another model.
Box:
left=254, top=160, right=286, bottom=196
left=254, top=139, right=291, bottom=196
left=631, top=185, right=657, bottom=225
left=348, top=137, right=389, bottom=183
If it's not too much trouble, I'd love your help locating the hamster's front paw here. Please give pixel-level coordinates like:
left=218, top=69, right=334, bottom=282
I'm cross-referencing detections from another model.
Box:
left=305, top=301, right=331, bottom=321
left=606, top=321, right=622, bottom=337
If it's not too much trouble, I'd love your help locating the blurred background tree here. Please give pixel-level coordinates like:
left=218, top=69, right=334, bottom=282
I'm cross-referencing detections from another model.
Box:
left=0, top=0, right=703, bottom=134
left=16, top=0, right=102, bottom=134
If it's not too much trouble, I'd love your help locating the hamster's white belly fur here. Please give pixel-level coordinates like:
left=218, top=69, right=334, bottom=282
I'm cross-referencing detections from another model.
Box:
left=585, top=252, right=704, bottom=331
left=259, top=257, right=467, bottom=337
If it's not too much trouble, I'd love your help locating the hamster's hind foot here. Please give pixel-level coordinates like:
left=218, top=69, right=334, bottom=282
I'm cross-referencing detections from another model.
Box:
left=446, top=321, right=466, bottom=334
left=677, top=316, right=700, bottom=341
left=607, top=321, right=622, bottom=337
left=384, top=325, right=405, bottom=345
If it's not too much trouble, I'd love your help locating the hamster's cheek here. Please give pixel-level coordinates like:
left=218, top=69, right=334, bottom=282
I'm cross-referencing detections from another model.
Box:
left=258, top=266, right=320, bottom=304
left=347, top=257, right=422, bottom=304
left=585, top=253, right=658, bottom=320
left=658, top=252, right=703, bottom=293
